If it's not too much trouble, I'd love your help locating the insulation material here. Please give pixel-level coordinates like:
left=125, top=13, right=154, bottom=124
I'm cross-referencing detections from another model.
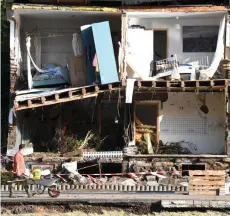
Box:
left=199, top=16, right=226, bottom=80
left=126, top=78, right=135, bottom=103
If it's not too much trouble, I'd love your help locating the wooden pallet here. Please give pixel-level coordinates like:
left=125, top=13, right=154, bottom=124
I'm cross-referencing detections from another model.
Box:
left=189, top=170, right=225, bottom=196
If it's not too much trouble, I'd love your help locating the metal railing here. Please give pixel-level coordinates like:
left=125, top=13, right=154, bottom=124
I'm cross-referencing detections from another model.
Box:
left=155, top=55, right=178, bottom=75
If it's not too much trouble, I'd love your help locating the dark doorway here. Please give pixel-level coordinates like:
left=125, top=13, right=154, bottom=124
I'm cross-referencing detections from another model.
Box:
left=153, top=30, right=167, bottom=61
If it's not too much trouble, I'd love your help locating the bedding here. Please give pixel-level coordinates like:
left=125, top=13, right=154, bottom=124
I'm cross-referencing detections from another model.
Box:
left=32, top=64, right=69, bottom=87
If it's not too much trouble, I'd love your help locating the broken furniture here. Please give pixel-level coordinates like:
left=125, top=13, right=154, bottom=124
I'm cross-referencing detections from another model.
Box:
left=69, top=56, right=86, bottom=86
left=81, top=21, right=119, bottom=85
left=152, top=55, right=196, bottom=81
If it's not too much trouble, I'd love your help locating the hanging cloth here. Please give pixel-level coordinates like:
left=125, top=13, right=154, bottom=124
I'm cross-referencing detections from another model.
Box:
left=26, top=36, right=49, bottom=73
left=34, top=33, right=41, bottom=68
left=92, top=54, right=99, bottom=72
left=72, top=33, right=83, bottom=56
left=199, top=16, right=226, bottom=80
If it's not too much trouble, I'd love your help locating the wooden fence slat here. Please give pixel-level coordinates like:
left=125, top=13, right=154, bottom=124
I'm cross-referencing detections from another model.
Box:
left=189, top=170, right=225, bottom=176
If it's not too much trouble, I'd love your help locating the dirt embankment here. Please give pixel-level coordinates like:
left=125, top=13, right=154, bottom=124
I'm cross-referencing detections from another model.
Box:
left=1, top=203, right=230, bottom=216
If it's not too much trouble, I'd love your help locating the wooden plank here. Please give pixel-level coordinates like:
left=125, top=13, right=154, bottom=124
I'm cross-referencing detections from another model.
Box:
left=190, top=176, right=225, bottom=181
left=82, top=88, right=86, bottom=95
left=166, top=80, right=170, bottom=89
left=55, top=94, right=59, bottom=101
left=136, top=125, right=156, bottom=129
left=137, top=80, right=142, bottom=88
left=152, top=81, right=156, bottom=88
left=68, top=91, right=73, bottom=98
left=95, top=85, right=99, bottom=92
left=190, top=186, right=222, bottom=190
left=41, top=96, right=46, bottom=104
left=28, top=100, right=32, bottom=107
left=7, top=180, right=25, bottom=183
left=189, top=191, right=217, bottom=195
left=189, top=170, right=225, bottom=176
left=189, top=180, right=225, bottom=186
left=210, top=80, right=214, bottom=88
left=181, top=80, right=185, bottom=91
left=97, top=98, right=102, bottom=136
left=136, top=129, right=154, bottom=133
left=15, top=93, right=99, bottom=111
left=108, top=84, right=113, bottom=91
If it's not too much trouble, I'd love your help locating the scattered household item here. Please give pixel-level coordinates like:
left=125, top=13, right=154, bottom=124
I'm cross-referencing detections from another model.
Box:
left=121, top=179, right=137, bottom=186
left=69, top=56, right=86, bottom=86
left=154, top=55, right=180, bottom=80
left=81, top=21, right=119, bottom=85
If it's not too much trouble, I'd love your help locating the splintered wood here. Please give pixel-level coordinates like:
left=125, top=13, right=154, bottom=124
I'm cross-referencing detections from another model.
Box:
left=189, top=170, right=225, bottom=196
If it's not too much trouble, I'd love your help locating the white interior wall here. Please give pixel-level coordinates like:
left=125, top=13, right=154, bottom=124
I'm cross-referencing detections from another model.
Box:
left=21, top=15, right=121, bottom=69
left=159, top=92, right=226, bottom=154
left=126, top=16, right=222, bottom=78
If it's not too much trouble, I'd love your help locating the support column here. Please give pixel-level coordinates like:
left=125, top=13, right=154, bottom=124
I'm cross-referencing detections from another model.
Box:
left=227, top=86, right=230, bottom=157
left=120, top=13, right=127, bottom=86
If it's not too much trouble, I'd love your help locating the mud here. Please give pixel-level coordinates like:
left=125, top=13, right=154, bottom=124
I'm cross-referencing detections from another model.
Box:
left=1, top=202, right=160, bottom=215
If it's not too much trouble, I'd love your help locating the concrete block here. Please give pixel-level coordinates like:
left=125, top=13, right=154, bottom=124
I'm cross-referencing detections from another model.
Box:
left=219, top=187, right=226, bottom=196
left=201, top=201, right=210, bottom=208
left=146, top=175, right=156, bottom=181
left=194, top=200, right=202, bottom=207
left=146, top=181, right=158, bottom=187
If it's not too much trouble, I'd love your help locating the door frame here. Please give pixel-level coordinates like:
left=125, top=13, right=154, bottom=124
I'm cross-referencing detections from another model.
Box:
left=145, top=28, right=169, bottom=59
left=134, top=100, right=161, bottom=146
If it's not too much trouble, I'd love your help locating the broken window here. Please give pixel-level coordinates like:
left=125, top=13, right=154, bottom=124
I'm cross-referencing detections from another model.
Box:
left=183, top=26, right=219, bottom=52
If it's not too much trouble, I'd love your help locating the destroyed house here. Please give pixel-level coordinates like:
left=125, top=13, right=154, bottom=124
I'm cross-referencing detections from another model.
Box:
left=6, top=1, right=230, bottom=176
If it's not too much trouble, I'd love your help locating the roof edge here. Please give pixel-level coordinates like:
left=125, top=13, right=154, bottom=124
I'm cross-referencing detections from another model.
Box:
left=121, top=5, right=228, bottom=12
left=11, top=3, right=120, bottom=13
left=11, top=4, right=228, bottom=13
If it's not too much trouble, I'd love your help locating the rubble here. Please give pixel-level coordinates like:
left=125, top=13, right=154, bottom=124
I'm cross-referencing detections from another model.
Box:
left=121, top=179, right=137, bottom=186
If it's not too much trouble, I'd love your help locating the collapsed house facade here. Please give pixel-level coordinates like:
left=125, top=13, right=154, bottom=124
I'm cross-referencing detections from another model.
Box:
left=6, top=1, right=230, bottom=179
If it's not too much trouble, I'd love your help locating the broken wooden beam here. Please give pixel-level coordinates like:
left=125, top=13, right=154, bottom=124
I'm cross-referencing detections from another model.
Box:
left=55, top=94, right=59, bottom=101
left=41, top=96, right=46, bottom=104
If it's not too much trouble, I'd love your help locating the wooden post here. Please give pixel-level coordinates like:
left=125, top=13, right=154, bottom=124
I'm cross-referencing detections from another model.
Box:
left=26, top=36, right=32, bottom=90
left=131, top=94, right=136, bottom=144
left=226, top=86, right=230, bottom=157
left=120, top=13, right=127, bottom=86
left=97, top=97, right=102, bottom=136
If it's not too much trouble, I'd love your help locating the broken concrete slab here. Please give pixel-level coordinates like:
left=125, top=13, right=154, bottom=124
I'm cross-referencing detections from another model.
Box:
left=146, top=181, right=158, bottom=186
left=121, top=179, right=137, bottom=186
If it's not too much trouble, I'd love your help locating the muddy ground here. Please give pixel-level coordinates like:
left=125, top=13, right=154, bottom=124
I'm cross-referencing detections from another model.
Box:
left=1, top=203, right=230, bottom=216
